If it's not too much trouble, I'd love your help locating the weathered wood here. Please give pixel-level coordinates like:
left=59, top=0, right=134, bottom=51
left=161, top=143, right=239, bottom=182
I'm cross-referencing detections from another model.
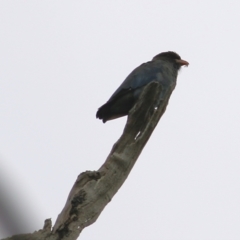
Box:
left=2, top=81, right=175, bottom=240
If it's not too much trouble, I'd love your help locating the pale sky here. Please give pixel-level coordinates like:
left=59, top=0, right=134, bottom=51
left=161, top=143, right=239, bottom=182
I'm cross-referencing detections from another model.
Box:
left=0, top=1, right=240, bottom=239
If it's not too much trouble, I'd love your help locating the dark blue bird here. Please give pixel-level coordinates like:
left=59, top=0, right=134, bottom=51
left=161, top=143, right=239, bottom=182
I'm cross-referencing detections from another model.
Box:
left=96, top=51, right=188, bottom=123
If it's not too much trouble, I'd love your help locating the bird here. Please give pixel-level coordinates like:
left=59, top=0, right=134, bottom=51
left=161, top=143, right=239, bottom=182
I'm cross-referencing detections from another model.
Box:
left=96, top=51, right=189, bottom=123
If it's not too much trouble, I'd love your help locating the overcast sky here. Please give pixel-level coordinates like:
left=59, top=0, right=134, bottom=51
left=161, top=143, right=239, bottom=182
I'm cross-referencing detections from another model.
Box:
left=0, top=1, right=240, bottom=239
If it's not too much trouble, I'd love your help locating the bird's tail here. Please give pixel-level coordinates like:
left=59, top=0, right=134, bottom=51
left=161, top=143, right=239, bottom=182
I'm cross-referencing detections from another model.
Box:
left=96, top=89, right=136, bottom=123
left=96, top=103, right=111, bottom=123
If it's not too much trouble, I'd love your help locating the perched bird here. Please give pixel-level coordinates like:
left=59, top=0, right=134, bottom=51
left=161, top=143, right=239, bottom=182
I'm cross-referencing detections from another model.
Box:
left=96, top=51, right=188, bottom=123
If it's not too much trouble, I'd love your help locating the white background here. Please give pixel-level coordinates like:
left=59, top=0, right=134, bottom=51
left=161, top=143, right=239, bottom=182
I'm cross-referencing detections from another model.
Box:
left=0, top=1, right=240, bottom=239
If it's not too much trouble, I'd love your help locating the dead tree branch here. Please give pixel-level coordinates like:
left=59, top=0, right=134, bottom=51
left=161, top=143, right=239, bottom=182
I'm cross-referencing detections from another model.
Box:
left=2, top=81, right=175, bottom=240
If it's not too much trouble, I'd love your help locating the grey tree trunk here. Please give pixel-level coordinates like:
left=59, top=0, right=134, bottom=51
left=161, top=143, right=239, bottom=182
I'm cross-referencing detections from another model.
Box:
left=2, top=81, right=174, bottom=240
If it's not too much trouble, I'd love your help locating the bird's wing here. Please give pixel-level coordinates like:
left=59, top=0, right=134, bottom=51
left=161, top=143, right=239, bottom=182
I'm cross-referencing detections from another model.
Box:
left=107, top=61, right=163, bottom=103
left=106, top=86, right=134, bottom=104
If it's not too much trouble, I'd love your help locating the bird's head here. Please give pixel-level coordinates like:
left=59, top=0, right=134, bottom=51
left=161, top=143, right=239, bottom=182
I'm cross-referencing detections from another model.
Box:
left=152, top=51, right=189, bottom=70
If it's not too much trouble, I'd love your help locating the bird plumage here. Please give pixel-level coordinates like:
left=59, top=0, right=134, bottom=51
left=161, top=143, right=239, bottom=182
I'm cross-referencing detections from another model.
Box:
left=96, top=51, right=188, bottom=123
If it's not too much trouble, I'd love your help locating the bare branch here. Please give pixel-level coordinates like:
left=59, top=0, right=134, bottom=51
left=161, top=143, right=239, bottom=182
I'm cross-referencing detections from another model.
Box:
left=2, top=81, right=175, bottom=240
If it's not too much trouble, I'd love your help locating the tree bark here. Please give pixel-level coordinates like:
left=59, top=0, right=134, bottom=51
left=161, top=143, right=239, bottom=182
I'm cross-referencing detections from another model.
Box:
left=2, top=81, right=175, bottom=240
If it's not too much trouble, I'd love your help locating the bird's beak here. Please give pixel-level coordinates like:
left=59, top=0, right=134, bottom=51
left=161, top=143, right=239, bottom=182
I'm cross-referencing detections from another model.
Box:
left=176, top=59, right=189, bottom=67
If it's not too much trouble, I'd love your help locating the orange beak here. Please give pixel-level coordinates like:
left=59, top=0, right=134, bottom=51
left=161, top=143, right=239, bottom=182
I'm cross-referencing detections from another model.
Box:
left=176, top=59, right=189, bottom=67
